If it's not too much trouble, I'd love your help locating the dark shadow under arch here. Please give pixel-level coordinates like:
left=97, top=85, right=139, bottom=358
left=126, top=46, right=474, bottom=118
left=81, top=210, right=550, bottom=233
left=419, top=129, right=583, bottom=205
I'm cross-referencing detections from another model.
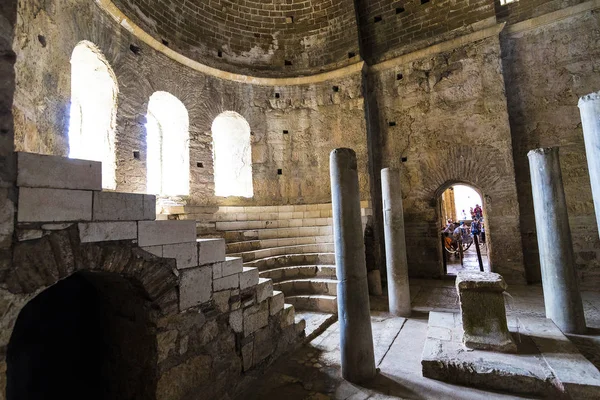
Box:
left=6, top=271, right=157, bottom=400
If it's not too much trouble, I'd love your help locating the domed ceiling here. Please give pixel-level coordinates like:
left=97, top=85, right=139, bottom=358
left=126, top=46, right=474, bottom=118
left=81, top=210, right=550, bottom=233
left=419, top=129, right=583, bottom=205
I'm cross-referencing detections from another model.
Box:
left=112, top=0, right=361, bottom=77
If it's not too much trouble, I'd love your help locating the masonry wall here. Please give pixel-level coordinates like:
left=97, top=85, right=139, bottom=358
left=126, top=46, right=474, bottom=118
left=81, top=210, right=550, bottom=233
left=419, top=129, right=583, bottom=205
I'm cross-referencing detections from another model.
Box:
left=501, top=8, right=600, bottom=288
left=12, top=0, right=369, bottom=207
left=373, top=35, right=526, bottom=283
left=495, top=0, right=589, bottom=24
left=112, top=0, right=361, bottom=77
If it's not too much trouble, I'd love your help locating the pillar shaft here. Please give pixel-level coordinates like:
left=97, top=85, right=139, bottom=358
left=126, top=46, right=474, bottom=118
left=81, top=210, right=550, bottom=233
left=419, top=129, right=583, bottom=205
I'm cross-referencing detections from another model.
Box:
left=528, top=147, right=586, bottom=334
left=578, top=92, right=600, bottom=236
left=381, top=168, right=411, bottom=317
left=330, top=148, right=376, bottom=383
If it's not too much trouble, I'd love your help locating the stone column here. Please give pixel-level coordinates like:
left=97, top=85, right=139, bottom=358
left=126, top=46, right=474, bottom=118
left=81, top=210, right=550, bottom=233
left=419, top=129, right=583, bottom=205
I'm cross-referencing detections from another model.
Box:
left=330, top=148, right=376, bottom=383
left=578, top=91, right=600, bottom=236
left=381, top=168, right=411, bottom=317
left=528, top=147, right=586, bottom=334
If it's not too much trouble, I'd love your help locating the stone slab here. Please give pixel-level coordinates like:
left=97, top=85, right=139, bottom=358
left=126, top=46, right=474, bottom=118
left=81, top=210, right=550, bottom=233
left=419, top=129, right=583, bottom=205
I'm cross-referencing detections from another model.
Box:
left=240, top=267, right=259, bottom=290
left=197, top=238, right=226, bottom=265
left=179, top=266, right=212, bottom=310
left=213, top=273, right=239, bottom=292
left=163, top=242, right=198, bottom=270
left=269, top=290, right=285, bottom=315
left=93, top=191, right=155, bottom=221
left=456, top=271, right=507, bottom=291
left=421, top=311, right=600, bottom=398
left=18, top=187, right=92, bottom=222
left=256, top=278, right=273, bottom=303
left=138, top=220, right=196, bottom=246
left=17, top=152, right=102, bottom=190
left=78, top=221, right=137, bottom=243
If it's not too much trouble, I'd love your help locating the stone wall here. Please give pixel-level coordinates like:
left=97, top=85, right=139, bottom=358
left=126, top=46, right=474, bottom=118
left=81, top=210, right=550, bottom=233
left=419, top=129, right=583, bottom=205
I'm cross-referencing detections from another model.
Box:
left=501, top=8, right=600, bottom=287
left=495, top=0, right=589, bottom=25
left=112, top=0, right=361, bottom=77
left=12, top=0, right=370, bottom=206
left=373, top=35, right=526, bottom=283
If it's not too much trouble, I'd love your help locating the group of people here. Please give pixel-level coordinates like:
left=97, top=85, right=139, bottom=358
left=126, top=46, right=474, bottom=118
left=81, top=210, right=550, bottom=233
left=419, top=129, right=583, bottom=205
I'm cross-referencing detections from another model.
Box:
left=442, top=204, right=486, bottom=254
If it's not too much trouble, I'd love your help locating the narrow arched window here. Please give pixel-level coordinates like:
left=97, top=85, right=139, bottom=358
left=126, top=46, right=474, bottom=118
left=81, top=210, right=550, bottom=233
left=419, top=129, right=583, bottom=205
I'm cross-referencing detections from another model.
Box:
left=68, top=41, right=118, bottom=189
left=212, top=111, right=253, bottom=198
left=146, top=92, right=189, bottom=196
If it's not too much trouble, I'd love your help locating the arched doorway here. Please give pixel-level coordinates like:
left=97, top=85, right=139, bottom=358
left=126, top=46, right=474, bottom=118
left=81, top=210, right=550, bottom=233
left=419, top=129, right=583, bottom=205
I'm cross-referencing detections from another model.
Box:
left=438, top=183, right=490, bottom=276
left=211, top=111, right=253, bottom=198
left=146, top=91, right=190, bottom=196
left=68, top=41, right=118, bottom=190
left=6, top=271, right=157, bottom=400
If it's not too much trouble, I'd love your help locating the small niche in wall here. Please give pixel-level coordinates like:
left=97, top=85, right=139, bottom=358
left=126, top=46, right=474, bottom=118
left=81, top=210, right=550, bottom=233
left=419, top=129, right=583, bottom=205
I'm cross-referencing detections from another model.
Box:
left=286, top=16, right=294, bottom=23
left=161, top=39, right=169, bottom=47
left=401, top=157, right=408, bottom=163
left=218, top=50, right=223, bottom=58
left=284, top=60, right=293, bottom=66
left=38, top=35, right=47, bottom=48
left=283, top=130, right=289, bottom=134
left=397, top=73, right=403, bottom=80
left=197, top=162, right=204, bottom=168
left=374, top=16, right=383, bottom=23
left=277, top=169, right=283, bottom=175
left=129, top=44, right=141, bottom=55
left=332, top=86, right=340, bottom=92
left=396, top=7, right=405, bottom=14
left=133, top=151, right=140, bottom=160
left=348, top=52, right=356, bottom=59
left=421, top=0, right=430, bottom=4
left=275, top=93, right=280, bottom=99
left=389, top=121, right=397, bottom=127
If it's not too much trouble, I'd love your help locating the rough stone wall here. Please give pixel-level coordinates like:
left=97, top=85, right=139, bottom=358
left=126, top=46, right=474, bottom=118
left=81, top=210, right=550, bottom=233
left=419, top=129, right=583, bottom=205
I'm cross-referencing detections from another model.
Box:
left=501, top=9, right=600, bottom=287
left=374, top=35, right=526, bottom=283
left=356, top=0, right=496, bottom=64
left=495, top=0, right=589, bottom=25
left=112, top=0, right=360, bottom=77
left=12, top=0, right=369, bottom=207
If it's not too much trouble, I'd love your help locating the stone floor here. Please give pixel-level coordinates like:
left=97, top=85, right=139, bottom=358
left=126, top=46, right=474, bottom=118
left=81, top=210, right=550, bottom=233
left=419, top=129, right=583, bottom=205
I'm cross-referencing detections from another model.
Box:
left=236, top=279, right=600, bottom=400
left=446, top=245, right=490, bottom=275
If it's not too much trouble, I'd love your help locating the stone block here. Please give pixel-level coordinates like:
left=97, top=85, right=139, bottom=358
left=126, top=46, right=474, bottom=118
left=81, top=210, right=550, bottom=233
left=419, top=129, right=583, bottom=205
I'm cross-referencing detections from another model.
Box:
left=93, top=191, right=155, bottom=221
left=253, top=326, right=274, bottom=365
left=78, top=221, right=137, bottom=243
left=212, top=290, right=230, bottom=313
left=256, top=278, right=273, bottom=303
left=221, top=257, right=243, bottom=276
left=456, top=271, right=516, bottom=353
left=269, top=290, right=285, bottom=315
left=163, top=242, right=198, bottom=269
left=213, top=273, right=239, bottom=291
left=17, top=152, right=102, bottom=190
left=143, top=194, right=157, bottom=220
left=241, top=342, right=253, bottom=371
left=229, top=309, right=243, bottom=333
left=18, top=187, right=92, bottom=222
left=281, top=304, right=295, bottom=328
left=16, top=229, right=43, bottom=241
left=138, top=221, right=196, bottom=246
left=141, top=246, right=163, bottom=257
left=197, top=238, right=226, bottom=264
left=240, top=267, right=259, bottom=290
left=179, top=266, right=212, bottom=310
left=243, top=301, right=269, bottom=336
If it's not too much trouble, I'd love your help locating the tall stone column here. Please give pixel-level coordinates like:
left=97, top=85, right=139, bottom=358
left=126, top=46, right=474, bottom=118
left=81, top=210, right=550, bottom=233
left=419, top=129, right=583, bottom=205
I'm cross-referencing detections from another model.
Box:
left=578, top=91, right=600, bottom=236
left=381, top=168, right=411, bottom=317
left=528, top=147, right=586, bottom=334
left=330, top=148, right=376, bottom=383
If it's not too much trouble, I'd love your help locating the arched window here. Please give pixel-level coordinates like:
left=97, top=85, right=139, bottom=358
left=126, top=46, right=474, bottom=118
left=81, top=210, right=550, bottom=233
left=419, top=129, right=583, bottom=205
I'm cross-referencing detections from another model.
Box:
left=212, top=111, right=253, bottom=197
left=68, top=41, right=118, bottom=190
left=146, top=92, right=189, bottom=196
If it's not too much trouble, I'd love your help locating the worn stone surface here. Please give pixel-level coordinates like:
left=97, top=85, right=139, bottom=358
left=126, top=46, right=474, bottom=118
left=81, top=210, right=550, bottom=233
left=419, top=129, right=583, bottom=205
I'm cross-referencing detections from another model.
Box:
left=179, top=266, right=212, bottom=310
left=18, top=187, right=92, bottom=222
left=78, top=221, right=137, bottom=243
left=17, top=151, right=102, bottom=190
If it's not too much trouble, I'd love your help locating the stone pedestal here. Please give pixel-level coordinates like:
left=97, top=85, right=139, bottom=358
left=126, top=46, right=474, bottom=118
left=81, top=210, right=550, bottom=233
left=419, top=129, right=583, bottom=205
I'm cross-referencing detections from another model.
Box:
left=578, top=92, right=600, bottom=237
left=381, top=168, right=411, bottom=317
left=456, top=271, right=516, bottom=353
left=528, top=147, right=586, bottom=334
left=330, top=148, right=376, bottom=384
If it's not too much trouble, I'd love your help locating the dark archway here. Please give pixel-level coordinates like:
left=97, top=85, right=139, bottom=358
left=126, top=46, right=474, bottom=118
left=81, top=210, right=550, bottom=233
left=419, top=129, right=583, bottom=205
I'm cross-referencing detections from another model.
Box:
left=6, top=271, right=157, bottom=400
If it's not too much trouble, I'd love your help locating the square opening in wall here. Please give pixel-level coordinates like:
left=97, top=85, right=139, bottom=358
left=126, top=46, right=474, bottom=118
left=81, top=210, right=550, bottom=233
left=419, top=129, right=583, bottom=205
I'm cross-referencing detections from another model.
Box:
left=129, top=44, right=141, bottom=55
left=197, top=162, right=204, bottom=168
left=286, top=16, right=294, bottom=23
left=421, top=0, right=430, bottom=4
left=374, top=16, right=383, bottom=23
left=396, top=7, right=405, bottom=14
left=348, top=52, right=356, bottom=59
left=283, top=130, right=289, bottom=134
left=397, top=73, right=403, bottom=80
left=275, top=93, right=280, bottom=99
left=218, top=50, right=223, bottom=57
left=389, top=121, right=397, bottom=127
left=401, top=157, right=408, bottom=162
left=285, top=60, right=293, bottom=66
left=277, top=169, right=283, bottom=175
left=133, top=150, right=140, bottom=160
left=162, top=39, right=169, bottom=47
left=332, top=86, right=339, bottom=92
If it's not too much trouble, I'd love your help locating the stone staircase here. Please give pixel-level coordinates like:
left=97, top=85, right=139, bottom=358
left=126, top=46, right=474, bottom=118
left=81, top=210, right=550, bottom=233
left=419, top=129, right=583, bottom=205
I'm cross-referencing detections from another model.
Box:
left=14, top=152, right=305, bottom=374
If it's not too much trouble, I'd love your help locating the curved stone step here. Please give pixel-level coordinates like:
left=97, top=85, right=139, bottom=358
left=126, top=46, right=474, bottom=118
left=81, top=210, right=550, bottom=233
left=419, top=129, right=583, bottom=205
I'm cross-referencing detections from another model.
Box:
left=259, top=265, right=337, bottom=283
left=215, top=208, right=333, bottom=222
left=216, top=217, right=333, bottom=232
left=226, top=235, right=333, bottom=253
left=274, top=278, right=337, bottom=297
left=285, top=294, right=337, bottom=314
left=295, top=311, right=338, bottom=343
left=244, top=253, right=335, bottom=272
left=229, top=243, right=334, bottom=262
left=223, top=226, right=333, bottom=242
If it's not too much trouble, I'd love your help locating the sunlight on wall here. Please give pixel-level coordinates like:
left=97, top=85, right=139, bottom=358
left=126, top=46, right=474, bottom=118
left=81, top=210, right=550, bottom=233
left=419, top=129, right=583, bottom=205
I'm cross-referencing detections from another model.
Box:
left=454, top=185, right=482, bottom=220
left=68, top=41, right=118, bottom=189
left=146, top=92, right=189, bottom=196
left=212, top=111, right=253, bottom=198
